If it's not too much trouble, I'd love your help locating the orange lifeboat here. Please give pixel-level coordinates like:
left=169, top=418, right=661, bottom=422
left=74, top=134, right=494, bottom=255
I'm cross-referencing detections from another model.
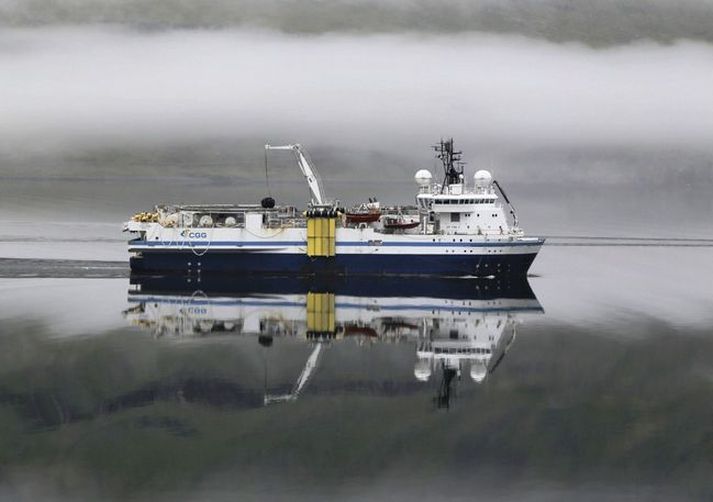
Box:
left=345, top=211, right=381, bottom=224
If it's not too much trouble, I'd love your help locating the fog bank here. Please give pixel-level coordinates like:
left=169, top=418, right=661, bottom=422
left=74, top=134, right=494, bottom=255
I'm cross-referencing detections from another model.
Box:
left=2, top=28, right=712, bottom=163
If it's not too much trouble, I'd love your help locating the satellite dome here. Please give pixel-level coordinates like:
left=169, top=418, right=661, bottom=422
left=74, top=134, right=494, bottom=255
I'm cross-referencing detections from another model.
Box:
left=414, top=359, right=432, bottom=381
left=414, top=169, right=433, bottom=187
left=470, top=360, right=487, bottom=383
left=474, top=170, right=493, bottom=188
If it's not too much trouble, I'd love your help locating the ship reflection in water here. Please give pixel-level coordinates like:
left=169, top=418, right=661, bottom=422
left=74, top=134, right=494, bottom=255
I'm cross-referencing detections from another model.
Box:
left=124, top=275, right=543, bottom=409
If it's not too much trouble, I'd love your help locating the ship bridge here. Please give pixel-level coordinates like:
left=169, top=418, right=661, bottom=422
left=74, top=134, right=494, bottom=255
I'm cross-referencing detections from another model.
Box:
left=415, top=169, right=515, bottom=236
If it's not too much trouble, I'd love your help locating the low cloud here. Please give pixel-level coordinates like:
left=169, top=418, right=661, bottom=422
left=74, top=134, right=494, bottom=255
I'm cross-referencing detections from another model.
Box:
left=2, top=28, right=712, bottom=159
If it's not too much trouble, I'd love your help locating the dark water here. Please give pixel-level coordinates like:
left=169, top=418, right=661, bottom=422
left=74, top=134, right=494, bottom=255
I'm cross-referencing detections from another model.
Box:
left=1, top=240, right=712, bottom=501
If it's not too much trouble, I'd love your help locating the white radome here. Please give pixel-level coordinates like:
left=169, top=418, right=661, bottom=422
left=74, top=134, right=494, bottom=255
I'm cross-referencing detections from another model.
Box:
left=414, top=359, right=432, bottom=381
left=474, top=169, right=493, bottom=188
left=414, top=169, right=433, bottom=186
left=470, top=361, right=487, bottom=382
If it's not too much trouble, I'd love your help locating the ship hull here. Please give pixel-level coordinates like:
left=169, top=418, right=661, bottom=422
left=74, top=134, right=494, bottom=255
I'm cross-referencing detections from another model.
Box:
left=129, top=249, right=540, bottom=277
left=130, top=272, right=539, bottom=300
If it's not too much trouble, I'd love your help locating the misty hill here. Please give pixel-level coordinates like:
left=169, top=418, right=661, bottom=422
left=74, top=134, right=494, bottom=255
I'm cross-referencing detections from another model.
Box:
left=2, top=0, right=713, bottom=47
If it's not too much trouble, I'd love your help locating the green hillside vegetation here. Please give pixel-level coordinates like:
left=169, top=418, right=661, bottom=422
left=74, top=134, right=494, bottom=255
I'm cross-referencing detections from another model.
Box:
left=1, top=319, right=712, bottom=498
left=2, top=0, right=713, bottom=47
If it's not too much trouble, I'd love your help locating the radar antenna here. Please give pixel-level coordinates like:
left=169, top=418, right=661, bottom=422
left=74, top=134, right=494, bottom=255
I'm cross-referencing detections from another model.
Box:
left=433, top=138, right=464, bottom=193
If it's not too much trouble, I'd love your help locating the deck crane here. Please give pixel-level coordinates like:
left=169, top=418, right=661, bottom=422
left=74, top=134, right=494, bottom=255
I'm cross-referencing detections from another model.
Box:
left=492, top=179, right=519, bottom=228
left=265, top=144, right=325, bottom=206
left=264, top=342, right=324, bottom=405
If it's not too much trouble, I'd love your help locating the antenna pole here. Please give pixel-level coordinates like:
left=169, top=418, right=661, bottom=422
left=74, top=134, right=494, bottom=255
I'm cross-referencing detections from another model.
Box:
left=433, top=138, right=464, bottom=191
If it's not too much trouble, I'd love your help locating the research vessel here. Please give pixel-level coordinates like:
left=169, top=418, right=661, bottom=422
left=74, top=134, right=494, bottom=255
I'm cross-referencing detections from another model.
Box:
left=124, top=139, right=543, bottom=276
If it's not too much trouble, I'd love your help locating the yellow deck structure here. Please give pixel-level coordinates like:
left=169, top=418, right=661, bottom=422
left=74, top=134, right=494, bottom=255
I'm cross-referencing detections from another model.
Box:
left=306, top=215, right=336, bottom=257
left=306, top=292, right=335, bottom=336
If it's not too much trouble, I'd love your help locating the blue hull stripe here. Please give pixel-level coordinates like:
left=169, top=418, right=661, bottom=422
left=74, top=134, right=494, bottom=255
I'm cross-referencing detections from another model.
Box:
left=131, top=239, right=544, bottom=248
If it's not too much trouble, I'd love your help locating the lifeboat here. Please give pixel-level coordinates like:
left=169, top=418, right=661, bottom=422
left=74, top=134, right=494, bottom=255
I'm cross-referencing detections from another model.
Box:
left=344, top=325, right=379, bottom=337
left=345, top=199, right=381, bottom=224
left=345, top=211, right=381, bottom=224
left=383, top=216, right=419, bottom=230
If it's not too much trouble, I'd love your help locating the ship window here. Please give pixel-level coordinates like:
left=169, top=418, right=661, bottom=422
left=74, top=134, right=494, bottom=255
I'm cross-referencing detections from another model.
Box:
left=450, top=213, right=460, bottom=222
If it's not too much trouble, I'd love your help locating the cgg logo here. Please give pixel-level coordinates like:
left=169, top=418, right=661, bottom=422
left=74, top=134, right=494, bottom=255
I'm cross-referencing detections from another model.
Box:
left=180, top=230, right=208, bottom=239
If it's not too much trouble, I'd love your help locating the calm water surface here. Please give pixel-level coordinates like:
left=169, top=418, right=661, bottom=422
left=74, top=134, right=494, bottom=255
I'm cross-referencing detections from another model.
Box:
left=1, top=242, right=712, bottom=501
left=0, top=172, right=712, bottom=501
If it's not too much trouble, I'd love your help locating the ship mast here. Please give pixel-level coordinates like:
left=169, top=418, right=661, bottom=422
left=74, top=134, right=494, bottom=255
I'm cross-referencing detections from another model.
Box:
left=433, top=138, right=464, bottom=192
